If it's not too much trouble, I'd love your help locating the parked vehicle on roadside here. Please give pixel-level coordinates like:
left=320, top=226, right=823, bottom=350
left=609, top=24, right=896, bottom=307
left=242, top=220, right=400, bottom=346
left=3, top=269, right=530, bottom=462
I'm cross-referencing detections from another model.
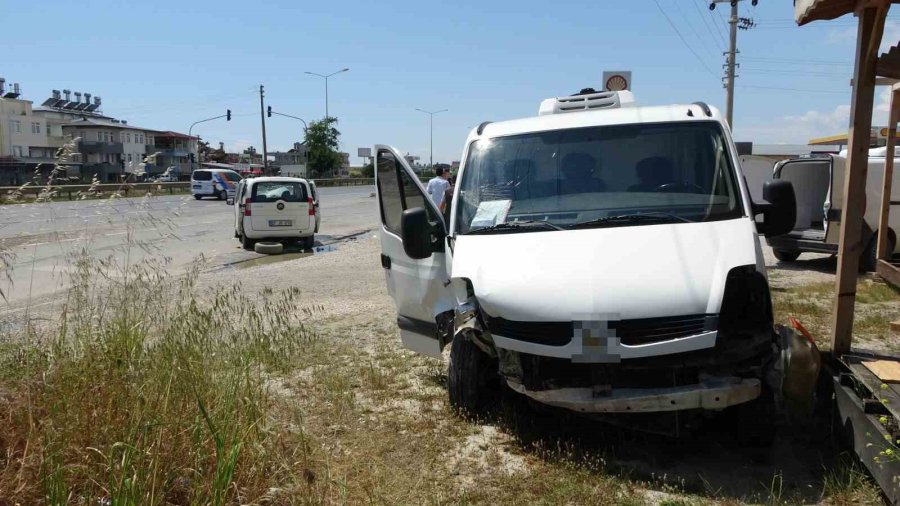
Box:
left=766, top=147, right=900, bottom=271
left=229, top=177, right=320, bottom=250
left=156, top=173, right=178, bottom=183
left=374, top=88, right=797, bottom=441
left=191, top=168, right=242, bottom=200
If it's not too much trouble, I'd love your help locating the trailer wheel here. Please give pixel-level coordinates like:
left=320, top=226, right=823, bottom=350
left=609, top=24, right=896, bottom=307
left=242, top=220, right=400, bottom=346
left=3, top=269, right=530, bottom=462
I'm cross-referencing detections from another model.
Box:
left=448, top=332, right=496, bottom=418
left=772, top=249, right=801, bottom=263
left=859, top=230, right=895, bottom=273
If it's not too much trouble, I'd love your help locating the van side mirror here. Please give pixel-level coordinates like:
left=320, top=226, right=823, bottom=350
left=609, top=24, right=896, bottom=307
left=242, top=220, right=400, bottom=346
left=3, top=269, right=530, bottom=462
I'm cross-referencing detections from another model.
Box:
left=401, top=207, right=439, bottom=259
left=754, top=180, right=796, bottom=237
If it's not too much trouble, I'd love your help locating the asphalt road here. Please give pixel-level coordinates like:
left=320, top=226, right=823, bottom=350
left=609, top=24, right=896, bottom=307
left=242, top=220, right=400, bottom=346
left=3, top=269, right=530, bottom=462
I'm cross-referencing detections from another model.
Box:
left=0, top=186, right=378, bottom=306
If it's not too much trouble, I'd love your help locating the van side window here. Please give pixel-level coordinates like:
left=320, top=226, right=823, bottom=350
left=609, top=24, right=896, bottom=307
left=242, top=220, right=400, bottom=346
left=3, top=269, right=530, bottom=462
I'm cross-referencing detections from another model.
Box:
left=192, top=170, right=212, bottom=181
left=377, top=151, right=403, bottom=234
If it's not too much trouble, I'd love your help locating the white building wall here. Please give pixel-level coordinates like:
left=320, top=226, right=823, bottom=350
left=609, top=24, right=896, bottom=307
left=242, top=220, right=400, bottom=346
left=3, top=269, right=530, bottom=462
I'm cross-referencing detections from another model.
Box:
left=0, top=98, right=49, bottom=158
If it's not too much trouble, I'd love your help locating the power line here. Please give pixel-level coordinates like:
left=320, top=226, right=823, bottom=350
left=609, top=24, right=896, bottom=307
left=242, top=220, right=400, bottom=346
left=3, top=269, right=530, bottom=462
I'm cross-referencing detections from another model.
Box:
left=742, top=68, right=849, bottom=76
left=652, top=0, right=718, bottom=78
left=672, top=0, right=722, bottom=59
left=741, top=56, right=852, bottom=66
left=737, top=84, right=848, bottom=94
left=690, top=0, right=726, bottom=51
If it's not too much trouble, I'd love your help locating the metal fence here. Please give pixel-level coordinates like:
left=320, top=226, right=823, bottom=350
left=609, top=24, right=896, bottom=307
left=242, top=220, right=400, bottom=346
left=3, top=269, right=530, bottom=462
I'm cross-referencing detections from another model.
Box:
left=0, top=176, right=436, bottom=201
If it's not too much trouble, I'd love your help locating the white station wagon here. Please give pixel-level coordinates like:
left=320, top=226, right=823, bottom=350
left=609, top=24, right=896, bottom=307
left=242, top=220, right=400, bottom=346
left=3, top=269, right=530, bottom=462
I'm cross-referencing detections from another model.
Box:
left=230, top=177, right=320, bottom=250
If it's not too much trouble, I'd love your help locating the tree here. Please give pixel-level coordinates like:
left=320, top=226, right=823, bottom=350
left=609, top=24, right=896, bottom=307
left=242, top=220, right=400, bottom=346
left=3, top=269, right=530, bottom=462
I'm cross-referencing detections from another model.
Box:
left=306, top=117, right=342, bottom=178
left=360, top=161, right=374, bottom=178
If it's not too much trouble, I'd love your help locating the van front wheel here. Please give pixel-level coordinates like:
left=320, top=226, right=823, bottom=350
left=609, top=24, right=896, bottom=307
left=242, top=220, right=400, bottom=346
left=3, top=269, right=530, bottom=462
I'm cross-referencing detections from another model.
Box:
left=773, top=249, right=800, bottom=263
left=448, top=332, right=496, bottom=418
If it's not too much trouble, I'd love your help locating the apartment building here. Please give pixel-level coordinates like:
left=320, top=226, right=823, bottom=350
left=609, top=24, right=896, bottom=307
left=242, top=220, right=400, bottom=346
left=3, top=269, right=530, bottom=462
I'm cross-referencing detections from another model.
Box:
left=272, top=142, right=308, bottom=177
left=62, top=117, right=157, bottom=182
left=0, top=80, right=199, bottom=184
left=148, top=131, right=198, bottom=176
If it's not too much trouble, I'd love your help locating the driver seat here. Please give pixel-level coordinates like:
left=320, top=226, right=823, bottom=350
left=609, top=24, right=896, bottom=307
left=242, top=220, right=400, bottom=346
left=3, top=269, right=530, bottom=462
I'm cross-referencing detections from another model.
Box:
left=628, top=156, right=674, bottom=192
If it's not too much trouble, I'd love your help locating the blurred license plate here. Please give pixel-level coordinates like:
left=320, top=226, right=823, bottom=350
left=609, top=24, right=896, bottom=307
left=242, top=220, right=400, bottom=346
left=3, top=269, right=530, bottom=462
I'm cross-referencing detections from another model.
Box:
left=192, top=185, right=201, bottom=189
left=269, top=220, right=292, bottom=227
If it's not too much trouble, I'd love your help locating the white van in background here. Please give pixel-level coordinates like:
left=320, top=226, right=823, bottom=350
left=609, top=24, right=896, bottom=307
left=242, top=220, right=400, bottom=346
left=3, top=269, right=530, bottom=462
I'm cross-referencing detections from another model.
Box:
left=230, top=177, right=319, bottom=250
left=767, top=147, right=900, bottom=271
left=191, top=168, right=242, bottom=200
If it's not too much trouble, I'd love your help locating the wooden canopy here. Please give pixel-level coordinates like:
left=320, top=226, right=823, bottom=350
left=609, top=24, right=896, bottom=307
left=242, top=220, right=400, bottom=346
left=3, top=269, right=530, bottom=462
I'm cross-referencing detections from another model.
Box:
left=795, top=0, right=900, bottom=25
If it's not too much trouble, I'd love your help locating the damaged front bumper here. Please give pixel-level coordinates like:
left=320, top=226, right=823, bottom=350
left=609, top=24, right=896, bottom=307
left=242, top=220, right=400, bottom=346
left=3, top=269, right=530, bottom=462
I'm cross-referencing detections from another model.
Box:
left=506, top=376, right=761, bottom=413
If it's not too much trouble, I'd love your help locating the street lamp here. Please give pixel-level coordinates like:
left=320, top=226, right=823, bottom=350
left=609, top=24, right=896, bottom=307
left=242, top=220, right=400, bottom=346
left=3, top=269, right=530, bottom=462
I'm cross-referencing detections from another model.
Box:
left=415, top=108, right=448, bottom=170
left=304, top=68, right=350, bottom=119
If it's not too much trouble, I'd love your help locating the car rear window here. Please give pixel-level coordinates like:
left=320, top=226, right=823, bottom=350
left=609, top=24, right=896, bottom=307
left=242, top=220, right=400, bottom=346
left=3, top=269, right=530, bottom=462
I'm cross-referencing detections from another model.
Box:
left=252, top=182, right=308, bottom=202
left=192, top=170, right=212, bottom=181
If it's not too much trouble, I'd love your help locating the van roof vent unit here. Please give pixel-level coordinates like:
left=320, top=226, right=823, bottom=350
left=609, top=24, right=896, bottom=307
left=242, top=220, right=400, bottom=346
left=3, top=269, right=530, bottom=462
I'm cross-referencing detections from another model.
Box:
left=539, top=90, right=635, bottom=116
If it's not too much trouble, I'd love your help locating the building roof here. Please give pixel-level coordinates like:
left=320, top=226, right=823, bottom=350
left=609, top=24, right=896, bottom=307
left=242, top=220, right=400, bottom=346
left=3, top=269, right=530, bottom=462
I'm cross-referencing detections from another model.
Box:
left=153, top=130, right=199, bottom=140
left=64, top=116, right=152, bottom=131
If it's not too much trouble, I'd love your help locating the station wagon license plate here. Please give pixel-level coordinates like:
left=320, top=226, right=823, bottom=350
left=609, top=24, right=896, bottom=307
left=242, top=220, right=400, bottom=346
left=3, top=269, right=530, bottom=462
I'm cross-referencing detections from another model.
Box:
left=269, top=220, right=292, bottom=227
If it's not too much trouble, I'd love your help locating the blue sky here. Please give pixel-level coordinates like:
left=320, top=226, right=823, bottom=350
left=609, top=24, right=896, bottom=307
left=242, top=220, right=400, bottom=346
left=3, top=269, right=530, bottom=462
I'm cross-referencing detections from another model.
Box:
left=4, top=0, right=897, bottom=164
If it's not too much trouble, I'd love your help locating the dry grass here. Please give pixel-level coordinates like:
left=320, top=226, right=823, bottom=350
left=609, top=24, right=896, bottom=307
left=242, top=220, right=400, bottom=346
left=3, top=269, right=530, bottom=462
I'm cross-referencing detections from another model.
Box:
left=771, top=278, right=900, bottom=351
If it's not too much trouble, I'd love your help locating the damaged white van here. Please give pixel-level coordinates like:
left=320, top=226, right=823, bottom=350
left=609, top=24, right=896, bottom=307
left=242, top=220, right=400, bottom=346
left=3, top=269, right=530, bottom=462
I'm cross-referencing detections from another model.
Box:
left=374, top=90, right=796, bottom=437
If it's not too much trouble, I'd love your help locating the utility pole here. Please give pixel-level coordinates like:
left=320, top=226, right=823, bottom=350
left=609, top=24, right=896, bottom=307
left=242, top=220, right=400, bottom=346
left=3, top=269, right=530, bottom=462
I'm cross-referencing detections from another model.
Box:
left=725, top=1, right=738, bottom=128
left=415, top=108, right=448, bottom=169
left=259, top=85, right=268, bottom=172
left=711, top=0, right=758, bottom=129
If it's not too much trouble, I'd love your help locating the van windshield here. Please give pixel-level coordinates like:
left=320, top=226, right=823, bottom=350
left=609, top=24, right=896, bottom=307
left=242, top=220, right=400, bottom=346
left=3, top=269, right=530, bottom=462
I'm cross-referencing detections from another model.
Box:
left=455, top=122, right=743, bottom=234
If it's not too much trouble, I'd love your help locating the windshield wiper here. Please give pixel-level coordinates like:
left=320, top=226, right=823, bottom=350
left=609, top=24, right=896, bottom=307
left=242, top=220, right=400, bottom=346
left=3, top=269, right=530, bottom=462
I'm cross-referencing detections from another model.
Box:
left=466, top=219, right=565, bottom=235
left=568, top=212, right=694, bottom=230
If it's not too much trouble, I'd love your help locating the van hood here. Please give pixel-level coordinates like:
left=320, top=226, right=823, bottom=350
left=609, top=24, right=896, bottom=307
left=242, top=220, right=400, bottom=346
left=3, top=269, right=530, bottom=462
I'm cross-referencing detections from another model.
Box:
left=451, top=218, right=761, bottom=321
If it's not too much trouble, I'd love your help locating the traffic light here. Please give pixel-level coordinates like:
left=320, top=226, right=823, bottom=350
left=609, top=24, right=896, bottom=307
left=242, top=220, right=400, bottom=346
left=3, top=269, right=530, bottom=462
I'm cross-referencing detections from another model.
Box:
left=226, top=109, right=231, bottom=121
left=267, top=106, right=272, bottom=118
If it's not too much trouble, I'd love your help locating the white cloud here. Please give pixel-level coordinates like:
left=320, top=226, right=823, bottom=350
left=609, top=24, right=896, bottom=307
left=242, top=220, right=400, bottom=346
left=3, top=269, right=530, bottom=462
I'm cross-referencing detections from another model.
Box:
left=735, top=89, right=894, bottom=144
left=827, top=19, right=899, bottom=53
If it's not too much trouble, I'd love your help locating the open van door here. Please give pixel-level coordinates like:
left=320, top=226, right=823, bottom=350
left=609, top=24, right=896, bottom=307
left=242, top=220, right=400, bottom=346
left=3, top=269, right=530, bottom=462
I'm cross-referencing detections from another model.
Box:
left=375, top=145, right=455, bottom=358
left=773, top=157, right=833, bottom=241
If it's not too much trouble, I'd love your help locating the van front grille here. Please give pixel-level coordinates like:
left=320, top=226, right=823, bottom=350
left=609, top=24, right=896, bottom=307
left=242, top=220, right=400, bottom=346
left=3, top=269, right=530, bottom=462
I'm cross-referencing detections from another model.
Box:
left=483, top=313, right=717, bottom=347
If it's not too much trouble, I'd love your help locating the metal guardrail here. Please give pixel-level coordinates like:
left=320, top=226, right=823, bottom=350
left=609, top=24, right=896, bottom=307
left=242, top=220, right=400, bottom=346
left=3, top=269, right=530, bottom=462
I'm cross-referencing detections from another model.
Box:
left=0, top=177, right=394, bottom=201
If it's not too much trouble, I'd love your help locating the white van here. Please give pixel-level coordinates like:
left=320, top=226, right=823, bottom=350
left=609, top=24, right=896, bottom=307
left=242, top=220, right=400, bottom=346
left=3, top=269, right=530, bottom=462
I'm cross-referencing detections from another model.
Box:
left=191, top=168, right=242, bottom=200
left=374, top=90, right=797, bottom=439
left=230, top=177, right=319, bottom=249
left=767, top=147, right=900, bottom=271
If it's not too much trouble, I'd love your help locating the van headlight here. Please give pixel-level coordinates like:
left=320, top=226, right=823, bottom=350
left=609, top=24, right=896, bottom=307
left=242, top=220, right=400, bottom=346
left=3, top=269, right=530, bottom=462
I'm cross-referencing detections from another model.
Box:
left=718, top=265, right=773, bottom=338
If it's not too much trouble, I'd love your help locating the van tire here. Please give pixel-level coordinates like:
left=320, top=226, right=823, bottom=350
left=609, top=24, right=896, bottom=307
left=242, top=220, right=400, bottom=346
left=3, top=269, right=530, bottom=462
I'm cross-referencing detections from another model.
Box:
left=254, top=241, right=283, bottom=255
left=217, top=190, right=227, bottom=201
left=448, top=333, right=495, bottom=418
left=303, top=236, right=315, bottom=250
left=773, top=249, right=800, bottom=263
left=193, top=195, right=201, bottom=200
left=241, top=235, right=255, bottom=251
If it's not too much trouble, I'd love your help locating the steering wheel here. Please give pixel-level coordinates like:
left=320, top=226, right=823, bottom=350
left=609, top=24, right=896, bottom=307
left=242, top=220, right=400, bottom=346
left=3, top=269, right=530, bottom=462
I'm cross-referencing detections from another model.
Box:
left=653, top=182, right=704, bottom=193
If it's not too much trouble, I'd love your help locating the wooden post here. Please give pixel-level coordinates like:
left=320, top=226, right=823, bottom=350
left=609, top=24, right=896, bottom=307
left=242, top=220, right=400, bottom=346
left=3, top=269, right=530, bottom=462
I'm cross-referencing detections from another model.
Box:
left=831, top=5, right=888, bottom=355
left=876, top=87, right=900, bottom=260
